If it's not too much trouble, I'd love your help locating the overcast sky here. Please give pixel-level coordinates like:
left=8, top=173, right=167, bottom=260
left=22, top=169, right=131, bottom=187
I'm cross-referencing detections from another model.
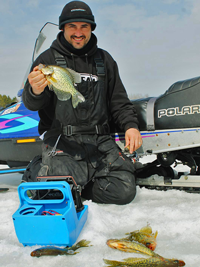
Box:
left=1, top=0, right=200, bottom=99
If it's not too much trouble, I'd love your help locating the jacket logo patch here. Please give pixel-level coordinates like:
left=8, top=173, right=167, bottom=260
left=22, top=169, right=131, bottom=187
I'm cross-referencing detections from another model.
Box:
left=80, top=73, right=98, bottom=82
left=158, top=105, right=200, bottom=118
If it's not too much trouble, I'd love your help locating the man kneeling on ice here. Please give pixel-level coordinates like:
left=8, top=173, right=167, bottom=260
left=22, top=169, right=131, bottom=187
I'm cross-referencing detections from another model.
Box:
left=22, top=1, right=142, bottom=205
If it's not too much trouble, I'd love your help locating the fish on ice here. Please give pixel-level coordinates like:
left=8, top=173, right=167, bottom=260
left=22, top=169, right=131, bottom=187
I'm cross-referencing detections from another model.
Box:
left=30, top=239, right=91, bottom=257
left=125, top=225, right=158, bottom=251
left=106, top=239, right=160, bottom=258
left=104, top=256, right=185, bottom=266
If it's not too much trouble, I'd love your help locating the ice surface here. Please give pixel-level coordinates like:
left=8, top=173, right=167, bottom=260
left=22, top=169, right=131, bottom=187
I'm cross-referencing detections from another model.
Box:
left=0, top=158, right=199, bottom=266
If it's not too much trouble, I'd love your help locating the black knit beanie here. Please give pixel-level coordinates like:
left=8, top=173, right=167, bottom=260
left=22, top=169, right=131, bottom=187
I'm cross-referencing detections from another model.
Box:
left=59, top=1, right=96, bottom=31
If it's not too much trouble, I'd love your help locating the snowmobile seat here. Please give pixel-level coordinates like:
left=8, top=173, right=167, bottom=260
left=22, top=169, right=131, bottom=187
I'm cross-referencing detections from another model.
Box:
left=132, top=76, right=200, bottom=131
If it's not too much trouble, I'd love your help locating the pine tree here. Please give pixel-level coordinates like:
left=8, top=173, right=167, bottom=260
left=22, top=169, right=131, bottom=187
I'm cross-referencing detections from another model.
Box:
left=0, top=94, right=18, bottom=109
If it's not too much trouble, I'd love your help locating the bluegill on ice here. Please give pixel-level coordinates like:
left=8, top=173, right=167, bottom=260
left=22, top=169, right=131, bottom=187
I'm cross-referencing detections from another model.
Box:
left=106, top=239, right=185, bottom=266
left=38, top=64, right=85, bottom=108
left=125, top=224, right=158, bottom=251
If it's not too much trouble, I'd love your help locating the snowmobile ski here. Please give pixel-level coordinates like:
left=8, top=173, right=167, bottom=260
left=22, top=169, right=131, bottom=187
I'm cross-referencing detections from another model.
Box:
left=0, top=167, right=26, bottom=175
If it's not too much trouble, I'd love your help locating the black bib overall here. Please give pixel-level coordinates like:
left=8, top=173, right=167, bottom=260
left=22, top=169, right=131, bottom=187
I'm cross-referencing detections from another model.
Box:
left=38, top=50, right=137, bottom=204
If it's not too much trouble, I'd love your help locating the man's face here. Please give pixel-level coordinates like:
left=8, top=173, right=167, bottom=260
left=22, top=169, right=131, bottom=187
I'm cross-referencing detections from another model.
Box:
left=63, top=22, right=92, bottom=49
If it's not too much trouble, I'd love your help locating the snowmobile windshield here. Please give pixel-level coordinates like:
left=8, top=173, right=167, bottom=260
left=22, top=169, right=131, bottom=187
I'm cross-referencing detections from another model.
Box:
left=32, top=22, right=59, bottom=62
left=18, top=22, right=59, bottom=97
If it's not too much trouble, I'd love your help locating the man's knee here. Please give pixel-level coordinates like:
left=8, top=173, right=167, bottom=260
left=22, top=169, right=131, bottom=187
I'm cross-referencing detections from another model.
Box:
left=91, top=174, right=136, bottom=205
left=116, top=181, right=136, bottom=204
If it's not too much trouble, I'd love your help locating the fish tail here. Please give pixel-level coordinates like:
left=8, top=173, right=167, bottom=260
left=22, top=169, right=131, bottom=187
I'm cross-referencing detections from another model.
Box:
left=72, top=91, right=85, bottom=108
left=76, top=239, right=91, bottom=248
left=71, top=239, right=91, bottom=251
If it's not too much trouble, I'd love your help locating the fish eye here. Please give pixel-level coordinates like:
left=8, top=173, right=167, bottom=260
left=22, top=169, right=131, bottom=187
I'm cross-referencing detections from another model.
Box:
left=146, top=243, right=150, bottom=246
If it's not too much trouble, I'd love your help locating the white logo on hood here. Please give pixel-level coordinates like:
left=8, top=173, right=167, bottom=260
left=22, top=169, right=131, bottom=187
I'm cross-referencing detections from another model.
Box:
left=71, top=9, right=86, bottom=12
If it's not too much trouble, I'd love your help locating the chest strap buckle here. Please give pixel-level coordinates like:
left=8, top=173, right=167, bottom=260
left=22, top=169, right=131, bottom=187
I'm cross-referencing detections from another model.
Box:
left=63, top=124, right=110, bottom=136
left=65, top=125, right=73, bottom=136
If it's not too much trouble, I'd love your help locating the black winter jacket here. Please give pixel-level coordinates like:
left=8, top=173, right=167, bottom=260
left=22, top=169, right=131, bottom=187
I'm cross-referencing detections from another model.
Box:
left=23, top=32, right=139, bottom=135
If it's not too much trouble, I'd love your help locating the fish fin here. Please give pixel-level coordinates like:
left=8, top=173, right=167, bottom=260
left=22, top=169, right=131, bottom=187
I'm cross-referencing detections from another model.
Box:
left=123, top=257, right=147, bottom=263
left=66, top=68, right=82, bottom=83
left=72, top=239, right=91, bottom=250
left=72, top=91, right=85, bottom=108
left=80, top=240, right=92, bottom=247
left=140, top=225, right=152, bottom=234
left=103, top=259, right=122, bottom=266
left=50, top=76, right=58, bottom=83
left=47, top=83, right=54, bottom=91
left=126, top=230, right=139, bottom=235
left=38, top=63, right=45, bottom=70
left=65, top=250, right=79, bottom=255
left=154, top=230, right=158, bottom=239
left=120, top=237, right=131, bottom=241
left=125, top=231, right=133, bottom=235
left=53, top=88, right=71, bottom=101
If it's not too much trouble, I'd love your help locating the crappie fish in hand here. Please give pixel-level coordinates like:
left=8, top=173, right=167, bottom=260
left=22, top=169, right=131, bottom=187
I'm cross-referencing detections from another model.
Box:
left=31, top=239, right=91, bottom=257
left=126, top=225, right=158, bottom=251
left=38, top=64, right=85, bottom=108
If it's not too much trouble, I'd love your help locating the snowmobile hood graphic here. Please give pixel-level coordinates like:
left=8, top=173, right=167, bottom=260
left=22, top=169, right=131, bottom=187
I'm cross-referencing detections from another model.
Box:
left=0, top=113, right=38, bottom=134
left=0, top=102, right=39, bottom=138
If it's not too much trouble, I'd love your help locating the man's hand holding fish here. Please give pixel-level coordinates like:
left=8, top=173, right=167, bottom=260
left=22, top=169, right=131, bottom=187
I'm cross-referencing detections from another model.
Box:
left=28, top=65, right=48, bottom=95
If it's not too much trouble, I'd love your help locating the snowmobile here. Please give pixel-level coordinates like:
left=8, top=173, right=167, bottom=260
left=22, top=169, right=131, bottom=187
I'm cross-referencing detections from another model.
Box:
left=0, top=23, right=59, bottom=170
left=1, top=22, right=200, bottom=193
left=118, top=75, right=200, bottom=193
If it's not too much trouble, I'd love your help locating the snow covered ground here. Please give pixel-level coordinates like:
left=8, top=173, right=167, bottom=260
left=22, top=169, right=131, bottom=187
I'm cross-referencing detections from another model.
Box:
left=0, top=157, right=200, bottom=267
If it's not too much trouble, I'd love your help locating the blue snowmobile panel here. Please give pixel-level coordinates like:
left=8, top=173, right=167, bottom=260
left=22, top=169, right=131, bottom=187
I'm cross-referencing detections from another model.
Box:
left=0, top=102, right=40, bottom=139
left=0, top=102, right=42, bottom=167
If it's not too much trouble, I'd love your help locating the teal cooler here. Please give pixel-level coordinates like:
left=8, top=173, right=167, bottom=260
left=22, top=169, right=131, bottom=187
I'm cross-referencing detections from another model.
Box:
left=12, top=181, right=88, bottom=246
